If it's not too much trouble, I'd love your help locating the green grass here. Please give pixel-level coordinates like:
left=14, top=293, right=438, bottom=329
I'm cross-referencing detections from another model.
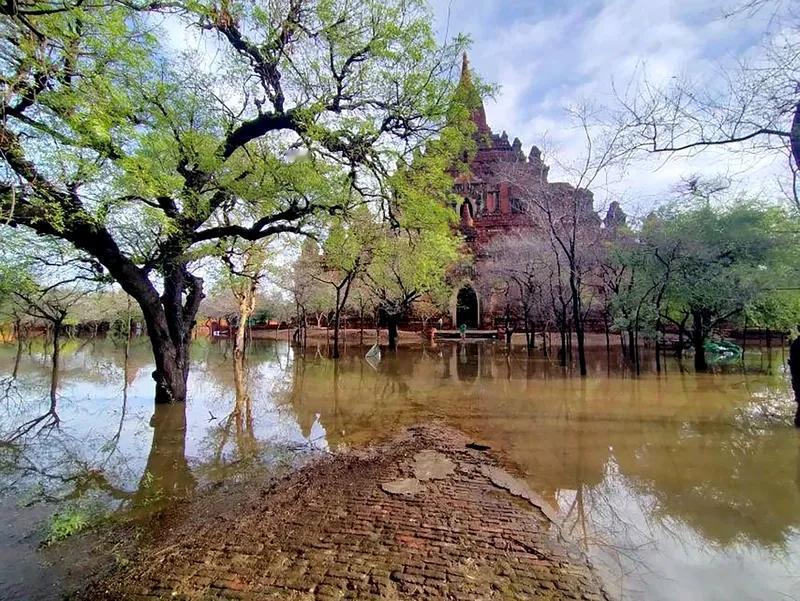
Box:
left=44, top=501, right=107, bottom=545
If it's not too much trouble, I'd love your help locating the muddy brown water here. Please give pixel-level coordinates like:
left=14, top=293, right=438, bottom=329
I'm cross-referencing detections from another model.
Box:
left=0, top=337, right=798, bottom=600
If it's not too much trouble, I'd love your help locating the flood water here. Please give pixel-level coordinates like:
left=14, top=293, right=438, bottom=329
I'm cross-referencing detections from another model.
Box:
left=1, top=337, right=799, bottom=600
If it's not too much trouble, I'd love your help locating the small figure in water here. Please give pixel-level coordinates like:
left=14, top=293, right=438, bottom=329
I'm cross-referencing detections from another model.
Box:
left=459, top=323, right=467, bottom=340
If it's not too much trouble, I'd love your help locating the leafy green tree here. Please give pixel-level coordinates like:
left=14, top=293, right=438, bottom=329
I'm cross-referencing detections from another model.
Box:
left=317, top=209, right=380, bottom=357
left=636, top=198, right=798, bottom=371
left=364, top=228, right=460, bottom=349
left=0, top=0, right=469, bottom=402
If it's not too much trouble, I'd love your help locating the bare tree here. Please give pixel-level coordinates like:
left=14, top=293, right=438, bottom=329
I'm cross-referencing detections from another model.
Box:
left=616, top=2, right=800, bottom=208
left=498, top=105, right=629, bottom=374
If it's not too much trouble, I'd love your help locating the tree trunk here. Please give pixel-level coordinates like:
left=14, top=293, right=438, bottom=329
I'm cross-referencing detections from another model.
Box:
left=789, top=334, right=800, bottom=427
left=528, top=319, right=536, bottom=351
left=138, top=265, right=203, bottom=404
left=655, top=320, right=662, bottom=373
left=692, top=311, right=708, bottom=372
left=50, top=317, right=62, bottom=409
left=234, top=282, right=256, bottom=358
left=387, top=314, right=399, bottom=350
left=790, top=100, right=800, bottom=174
left=12, top=318, right=23, bottom=379
left=627, top=327, right=636, bottom=363
left=332, top=289, right=342, bottom=359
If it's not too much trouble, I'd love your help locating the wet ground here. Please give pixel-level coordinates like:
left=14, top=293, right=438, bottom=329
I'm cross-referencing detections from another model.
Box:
left=80, top=424, right=609, bottom=600
left=1, top=337, right=799, bottom=600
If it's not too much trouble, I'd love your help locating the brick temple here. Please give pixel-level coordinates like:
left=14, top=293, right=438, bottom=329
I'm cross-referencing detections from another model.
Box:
left=450, top=55, right=612, bottom=329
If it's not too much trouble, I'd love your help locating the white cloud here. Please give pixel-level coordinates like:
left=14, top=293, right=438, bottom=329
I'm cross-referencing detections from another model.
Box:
left=431, top=0, right=792, bottom=214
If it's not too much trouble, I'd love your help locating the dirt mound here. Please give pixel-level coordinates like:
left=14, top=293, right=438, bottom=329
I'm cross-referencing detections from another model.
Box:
left=79, top=423, right=609, bottom=600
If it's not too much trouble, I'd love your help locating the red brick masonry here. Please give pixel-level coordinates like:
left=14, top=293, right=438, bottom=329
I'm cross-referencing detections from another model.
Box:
left=83, top=424, right=610, bottom=600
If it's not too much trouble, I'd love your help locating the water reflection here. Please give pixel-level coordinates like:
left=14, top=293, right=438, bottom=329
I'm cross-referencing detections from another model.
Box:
left=0, top=338, right=798, bottom=600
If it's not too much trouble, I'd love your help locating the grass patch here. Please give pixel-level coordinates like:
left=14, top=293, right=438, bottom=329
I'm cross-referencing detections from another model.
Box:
left=44, top=501, right=107, bottom=545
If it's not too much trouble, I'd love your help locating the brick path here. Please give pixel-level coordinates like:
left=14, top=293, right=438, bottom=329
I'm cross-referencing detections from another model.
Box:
left=83, top=424, right=610, bottom=600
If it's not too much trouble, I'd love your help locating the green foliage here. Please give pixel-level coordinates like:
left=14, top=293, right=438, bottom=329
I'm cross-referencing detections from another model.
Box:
left=608, top=195, right=800, bottom=341
left=44, top=500, right=107, bottom=545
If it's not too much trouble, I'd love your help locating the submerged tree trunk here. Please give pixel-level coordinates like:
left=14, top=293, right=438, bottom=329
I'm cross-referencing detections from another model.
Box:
left=559, top=327, right=568, bottom=366
left=569, top=273, right=587, bottom=376
left=692, top=311, right=708, bottom=372
left=790, top=334, right=800, bottom=427
left=49, top=317, right=63, bottom=410
left=387, top=314, right=399, bottom=351
left=627, top=328, right=636, bottom=363
left=123, top=263, right=203, bottom=404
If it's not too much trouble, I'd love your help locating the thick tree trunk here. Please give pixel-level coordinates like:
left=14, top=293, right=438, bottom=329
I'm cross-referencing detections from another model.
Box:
left=692, top=311, right=708, bottom=372
left=790, top=334, right=800, bottom=427
left=138, top=265, right=203, bottom=404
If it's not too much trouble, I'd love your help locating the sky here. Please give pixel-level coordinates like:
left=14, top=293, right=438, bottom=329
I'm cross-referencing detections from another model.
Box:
left=427, top=0, right=792, bottom=216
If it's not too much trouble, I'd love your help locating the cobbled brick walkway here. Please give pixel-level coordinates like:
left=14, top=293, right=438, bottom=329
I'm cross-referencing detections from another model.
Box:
left=83, top=424, right=610, bottom=600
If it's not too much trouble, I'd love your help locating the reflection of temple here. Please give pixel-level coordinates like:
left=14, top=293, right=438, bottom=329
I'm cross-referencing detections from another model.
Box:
left=450, top=55, right=608, bottom=328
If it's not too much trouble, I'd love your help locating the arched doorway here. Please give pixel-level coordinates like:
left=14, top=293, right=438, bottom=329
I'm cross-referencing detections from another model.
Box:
left=456, top=286, right=479, bottom=329
left=460, top=199, right=474, bottom=227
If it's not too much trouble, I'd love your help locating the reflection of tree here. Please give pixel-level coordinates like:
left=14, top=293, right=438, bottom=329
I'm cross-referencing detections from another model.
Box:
left=134, top=403, right=196, bottom=507
left=211, top=354, right=258, bottom=464
left=1, top=327, right=62, bottom=443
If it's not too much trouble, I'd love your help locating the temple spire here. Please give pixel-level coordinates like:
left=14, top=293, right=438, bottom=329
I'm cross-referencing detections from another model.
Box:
left=460, top=52, right=471, bottom=86
left=456, top=52, right=490, bottom=136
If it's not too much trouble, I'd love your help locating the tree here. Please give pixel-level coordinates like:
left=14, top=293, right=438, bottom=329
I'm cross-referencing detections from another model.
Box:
left=497, top=105, right=630, bottom=375
left=218, top=239, right=272, bottom=357
left=364, top=228, right=459, bottom=349
left=287, top=238, right=332, bottom=341
left=316, top=210, right=379, bottom=357
left=0, top=0, right=469, bottom=403
left=477, top=234, right=553, bottom=350
left=635, top=197, right=796, bottom=371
